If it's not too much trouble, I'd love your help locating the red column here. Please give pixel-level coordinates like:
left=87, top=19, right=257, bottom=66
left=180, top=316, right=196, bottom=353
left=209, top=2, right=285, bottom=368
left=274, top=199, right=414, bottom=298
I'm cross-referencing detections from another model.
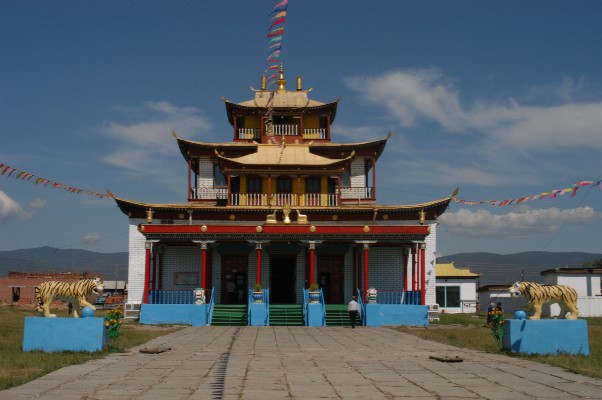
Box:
left=227, top=175, right=231, bottom=206
left=420, top=244, right=426, bottom=305
left=201, top=243, right=208, bottom=289
left=256, top=242, right=262, bottom=285
left=411, top=246, right=417, bottom=291
left=372, top=156, right=376, bottom=199
left=363, top=243, right=369, bottom=302
left=143, top=242, right=151, bottom=304
left=151, top=248, right=157, bottom=290
left=309, top=242, right=316, bottom=286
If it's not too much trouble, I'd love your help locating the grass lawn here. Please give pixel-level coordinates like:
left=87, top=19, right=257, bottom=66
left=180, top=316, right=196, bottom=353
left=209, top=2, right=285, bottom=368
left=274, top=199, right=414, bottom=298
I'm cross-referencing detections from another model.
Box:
left=394, top=313, right=602, bottom=379
left=0, top=305, right=182, bottom=391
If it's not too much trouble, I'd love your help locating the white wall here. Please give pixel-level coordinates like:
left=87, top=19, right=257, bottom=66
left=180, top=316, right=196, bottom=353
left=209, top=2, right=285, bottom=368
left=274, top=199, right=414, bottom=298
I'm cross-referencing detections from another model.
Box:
left=436, top=278, right=478, bottom=313
left=543, top=273, right=601, bottom=297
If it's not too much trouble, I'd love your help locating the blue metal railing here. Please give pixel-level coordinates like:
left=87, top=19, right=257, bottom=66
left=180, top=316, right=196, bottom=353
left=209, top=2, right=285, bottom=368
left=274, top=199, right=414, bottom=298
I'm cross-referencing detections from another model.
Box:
left=148, top=290, right=194, bottom=304
left=356, top=288, right=365, bottom=326
left=248, top=288, right=270, bottom=326
left=403, top=291, right=421, bottom=305
left=208, top=288, right=215, bottom=324
left=303, top=288, right=325, bottom=326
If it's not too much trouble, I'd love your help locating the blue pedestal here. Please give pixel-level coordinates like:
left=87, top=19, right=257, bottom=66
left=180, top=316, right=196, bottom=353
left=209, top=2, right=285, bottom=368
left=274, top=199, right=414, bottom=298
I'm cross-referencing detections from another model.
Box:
left=306, top=303, right=325, bottom=326
left=249, top=302, right=267, bottom=326
left=502, top=319, right=589, bottom=355
left=140, top=304, right=208, bottom=326
left=23, top=317, right=107, bottom=352
left=364, top=304, right=428, bottom=327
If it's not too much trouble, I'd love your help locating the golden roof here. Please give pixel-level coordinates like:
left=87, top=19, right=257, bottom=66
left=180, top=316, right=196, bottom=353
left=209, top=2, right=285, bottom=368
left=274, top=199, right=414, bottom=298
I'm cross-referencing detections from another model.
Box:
left=215, top=144, right=353, bottom=166
left=436, top=262, right=480, bottom=278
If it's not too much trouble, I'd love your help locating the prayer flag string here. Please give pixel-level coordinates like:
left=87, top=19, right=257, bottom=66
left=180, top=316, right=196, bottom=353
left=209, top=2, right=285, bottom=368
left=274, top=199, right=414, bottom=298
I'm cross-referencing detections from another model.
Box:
left=263, top=0, right=288, bottom=142
left=0, top=162, right=115, bottom=199
left=452, top=180, right=602, bottom=206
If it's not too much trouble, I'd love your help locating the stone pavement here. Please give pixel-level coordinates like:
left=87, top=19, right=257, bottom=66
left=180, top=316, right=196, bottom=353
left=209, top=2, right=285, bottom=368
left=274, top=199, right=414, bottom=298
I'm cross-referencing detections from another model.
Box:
left=2, top=326, right=602, bottom=400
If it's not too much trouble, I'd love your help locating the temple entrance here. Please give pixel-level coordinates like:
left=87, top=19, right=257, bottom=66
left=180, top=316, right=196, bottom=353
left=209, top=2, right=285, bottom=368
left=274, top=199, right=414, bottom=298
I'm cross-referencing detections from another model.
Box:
left=317, top=255, right=344, bottom=303
left=221, top=255, right=247, bottom=304
left=270, top=256, right=296, bottom=304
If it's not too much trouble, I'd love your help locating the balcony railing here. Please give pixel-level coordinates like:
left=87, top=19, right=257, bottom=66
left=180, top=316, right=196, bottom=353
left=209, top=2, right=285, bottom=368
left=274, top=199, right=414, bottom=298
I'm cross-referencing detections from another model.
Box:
left=269, top=124, right=299, bottom=136
left=340, top=186, right=374, bottom=200
left=302, top=128, right=326, bottom=140
left=238, top=128, right=261, bottom=140
left=229, top=193, right=338, bottom=207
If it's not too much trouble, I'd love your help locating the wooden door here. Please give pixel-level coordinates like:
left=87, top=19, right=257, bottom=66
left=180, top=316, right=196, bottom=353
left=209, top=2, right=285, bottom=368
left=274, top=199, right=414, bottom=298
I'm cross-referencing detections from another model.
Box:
left=221, top=255, right=247, bottom=304
left=317, top=255, right=344, bottom=304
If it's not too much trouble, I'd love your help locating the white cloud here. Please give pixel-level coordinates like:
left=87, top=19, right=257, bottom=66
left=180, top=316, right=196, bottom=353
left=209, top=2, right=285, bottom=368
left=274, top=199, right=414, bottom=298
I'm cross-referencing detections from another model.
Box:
left=104, top=101, right=213, bottom=153
left=29, top=198, right=46, bottom=209
left=344, top=69, right=602, bottom=151
left=0, top=190, right=30, bottom=223
left=438, top=206, right=599, bottom=238
left=84, top=232, right=101, bottom=243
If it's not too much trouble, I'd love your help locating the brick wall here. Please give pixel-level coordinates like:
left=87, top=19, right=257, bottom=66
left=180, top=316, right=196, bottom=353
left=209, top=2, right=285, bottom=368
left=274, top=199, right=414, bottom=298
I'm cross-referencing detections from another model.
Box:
left=0, top=273, right=102, bottom=305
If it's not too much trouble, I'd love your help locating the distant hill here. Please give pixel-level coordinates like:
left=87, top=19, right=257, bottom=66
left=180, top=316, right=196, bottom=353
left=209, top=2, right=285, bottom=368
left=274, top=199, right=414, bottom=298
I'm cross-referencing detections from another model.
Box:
left=438, top=251, right=602, bottom=287
left=0, top=247, right=128, bottom=280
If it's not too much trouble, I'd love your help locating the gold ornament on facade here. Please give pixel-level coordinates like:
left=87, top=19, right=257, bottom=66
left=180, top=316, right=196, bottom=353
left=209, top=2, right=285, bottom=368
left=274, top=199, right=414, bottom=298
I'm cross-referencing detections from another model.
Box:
left=265, top=209, right=277, bottom=224
left=383, top=214, right=389, bottom=220
left=178, top=213, right=185, bottom=219
left=418, top=209, right=426, bottom=225
left=138, top=224, right=145, bottom=232
left=363, top=226, right=370, bottom=233
left=309, top=225, right=316, bottom=233
left=256, top=226, right=263, bottom=233
left=146, top=209, right=153, bottom=224
left=295, top=209, right=308, bottom=224
left=282, top=204, right=291, bottom=224
left=332, top=214, right=338, bottom=221
left=200, top=225, right=208, bottom=232
left=229, top=214, right=236, bottom=220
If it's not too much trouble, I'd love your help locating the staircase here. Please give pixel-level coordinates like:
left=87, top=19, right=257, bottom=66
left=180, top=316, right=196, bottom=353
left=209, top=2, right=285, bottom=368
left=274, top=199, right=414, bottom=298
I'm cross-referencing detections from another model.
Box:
left=211, top=304, right=248, bottom=326
left=325, top=304, right=359, bottom=327
left=269, top=304, right=304, bottom=326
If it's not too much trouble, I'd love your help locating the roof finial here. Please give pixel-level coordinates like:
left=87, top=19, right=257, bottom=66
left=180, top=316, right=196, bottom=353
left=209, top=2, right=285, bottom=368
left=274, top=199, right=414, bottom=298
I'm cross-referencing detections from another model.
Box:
left=277, top=65, right=286, bottom=92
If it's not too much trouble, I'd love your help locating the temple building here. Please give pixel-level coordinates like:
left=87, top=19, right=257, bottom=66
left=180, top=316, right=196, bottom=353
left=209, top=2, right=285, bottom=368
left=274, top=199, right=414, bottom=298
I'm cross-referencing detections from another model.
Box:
left=114, top=68, right=453, bottom=326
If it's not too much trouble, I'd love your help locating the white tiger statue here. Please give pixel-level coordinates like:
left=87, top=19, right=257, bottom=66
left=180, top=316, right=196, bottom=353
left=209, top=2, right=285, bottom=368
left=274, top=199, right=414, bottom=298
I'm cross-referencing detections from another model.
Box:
left=509, top=281, right=579, bottom=320
left=35, top=277, right=105, bottom=318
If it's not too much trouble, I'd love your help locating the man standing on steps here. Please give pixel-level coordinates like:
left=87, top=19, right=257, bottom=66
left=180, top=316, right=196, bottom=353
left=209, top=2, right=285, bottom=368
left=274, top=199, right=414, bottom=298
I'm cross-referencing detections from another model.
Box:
left=348, top=296, right=359, bottom=328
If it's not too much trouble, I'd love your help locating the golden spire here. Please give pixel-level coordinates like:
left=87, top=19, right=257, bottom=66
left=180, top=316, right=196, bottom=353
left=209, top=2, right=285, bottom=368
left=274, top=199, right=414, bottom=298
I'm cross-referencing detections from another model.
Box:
left=276, top=65, right=286, bottom=92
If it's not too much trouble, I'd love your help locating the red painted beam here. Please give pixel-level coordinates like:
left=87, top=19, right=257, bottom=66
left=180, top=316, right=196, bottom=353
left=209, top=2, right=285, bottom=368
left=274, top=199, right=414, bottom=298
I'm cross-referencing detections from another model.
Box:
left=139, top=224, right=430, bottom=236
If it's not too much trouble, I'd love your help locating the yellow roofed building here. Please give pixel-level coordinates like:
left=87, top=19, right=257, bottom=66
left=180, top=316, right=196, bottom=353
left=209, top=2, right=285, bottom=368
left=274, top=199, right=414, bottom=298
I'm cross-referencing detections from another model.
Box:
left=435, top=262, right=480, bottom=314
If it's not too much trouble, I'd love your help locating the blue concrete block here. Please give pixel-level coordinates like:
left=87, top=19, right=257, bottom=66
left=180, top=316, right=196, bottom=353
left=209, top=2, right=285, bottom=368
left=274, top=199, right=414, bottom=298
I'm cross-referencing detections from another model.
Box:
left=502, top=319, right=590, bottom=355
left=23, top=317, right=107, bottom=352
left=140, top=304, right=208, bottom=326
left=249, top=303, right=267, bottom=326
left=365, top=304, right=428, bottom=327
left=306, top=303, right=325, bottom=326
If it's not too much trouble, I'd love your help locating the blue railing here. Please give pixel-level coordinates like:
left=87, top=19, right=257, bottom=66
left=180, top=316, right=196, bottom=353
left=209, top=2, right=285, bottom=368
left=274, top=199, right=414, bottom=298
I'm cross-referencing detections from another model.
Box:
left=303, top=288, right=325, bottom=326
left=208, top=288, right=215, bottom=324
left=403, top=290, right=421, bottom=305
left=248, top=288, right=270, bottom=326
left=356, top=288, right=365, bottom=326
left=148, top=290, right=194, bottom=304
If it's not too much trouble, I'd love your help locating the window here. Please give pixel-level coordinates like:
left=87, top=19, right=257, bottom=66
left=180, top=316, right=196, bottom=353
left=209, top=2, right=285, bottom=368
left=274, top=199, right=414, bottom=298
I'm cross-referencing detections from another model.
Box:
left=213, top=165, right=226, bottom=187
left=436, top=286, right=460, bottom=308
left=305, top=176, right=321, bottom=193
left=277, top=176, right=292, bottom=193
left=247, top=176, right=262, bottom=193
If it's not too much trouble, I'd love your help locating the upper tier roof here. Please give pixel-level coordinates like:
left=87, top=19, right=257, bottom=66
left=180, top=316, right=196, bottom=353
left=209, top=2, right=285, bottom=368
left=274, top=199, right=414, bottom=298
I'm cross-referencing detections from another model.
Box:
left=223, top=68, right=340, bottom=125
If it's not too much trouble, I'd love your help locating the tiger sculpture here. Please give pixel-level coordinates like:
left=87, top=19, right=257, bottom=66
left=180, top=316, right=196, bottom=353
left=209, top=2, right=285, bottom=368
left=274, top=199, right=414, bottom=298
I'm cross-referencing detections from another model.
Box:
left=509, top=281, right=579, bottom=320
left=35, top=277, right=104, bottom=318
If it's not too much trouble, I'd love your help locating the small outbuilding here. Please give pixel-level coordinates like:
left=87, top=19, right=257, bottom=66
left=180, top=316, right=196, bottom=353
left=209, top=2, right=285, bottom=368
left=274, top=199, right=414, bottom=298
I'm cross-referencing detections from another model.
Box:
left=435, top=262, right=480, bottom=313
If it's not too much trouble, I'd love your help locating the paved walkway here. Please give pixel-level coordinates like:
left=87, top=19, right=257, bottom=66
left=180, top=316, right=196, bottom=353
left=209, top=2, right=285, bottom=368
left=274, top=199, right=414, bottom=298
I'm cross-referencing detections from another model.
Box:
left=2, top=326, right=602, bottom=399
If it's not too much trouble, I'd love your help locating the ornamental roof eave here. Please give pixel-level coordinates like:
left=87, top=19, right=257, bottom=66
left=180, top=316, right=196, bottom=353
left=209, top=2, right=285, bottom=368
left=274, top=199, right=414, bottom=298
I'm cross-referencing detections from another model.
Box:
left=213, top=145, right=355, bottom=170
left=113, top=195, right=453, bottom=218
left=174, top=132, right=391, bottom=164
left=223, top=98, right=340, bottom=126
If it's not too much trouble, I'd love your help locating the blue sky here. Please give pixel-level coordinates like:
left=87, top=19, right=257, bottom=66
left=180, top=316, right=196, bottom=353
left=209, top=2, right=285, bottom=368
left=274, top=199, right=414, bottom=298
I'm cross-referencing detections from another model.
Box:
left=1, top=1, right=601, bottom=257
